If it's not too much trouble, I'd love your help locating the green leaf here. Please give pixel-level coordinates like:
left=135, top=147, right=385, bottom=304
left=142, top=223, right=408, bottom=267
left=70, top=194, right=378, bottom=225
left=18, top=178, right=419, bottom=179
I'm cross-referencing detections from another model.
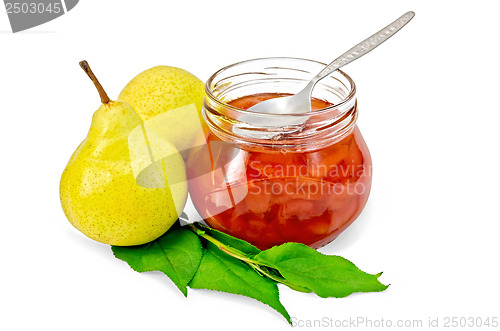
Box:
left=254, top=243, right=388, bottom=298
left=193, top=222, right=261, bottom=256
left=189, top=242, right=291, bottom=324
left=112, top=227, right=203, bottom=296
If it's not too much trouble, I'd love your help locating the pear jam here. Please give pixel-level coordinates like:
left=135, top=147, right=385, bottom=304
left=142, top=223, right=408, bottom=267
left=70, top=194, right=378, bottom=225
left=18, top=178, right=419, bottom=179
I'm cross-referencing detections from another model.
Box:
left=188, top=94, right=371, bottom=249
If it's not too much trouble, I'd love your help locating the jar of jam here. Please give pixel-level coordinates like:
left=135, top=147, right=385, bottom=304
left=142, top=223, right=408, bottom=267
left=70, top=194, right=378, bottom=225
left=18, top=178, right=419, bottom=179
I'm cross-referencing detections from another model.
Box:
left=187, top=58, right=372, bottom=249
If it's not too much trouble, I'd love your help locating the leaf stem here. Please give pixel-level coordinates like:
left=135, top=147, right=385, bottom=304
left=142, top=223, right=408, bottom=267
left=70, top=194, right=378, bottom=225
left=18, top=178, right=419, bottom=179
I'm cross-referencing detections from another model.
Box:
left=249, top=263, right=311, bottom=293
left=188, top=224, right=255, bottom=263
left=188, top=223, right=311, bottom=293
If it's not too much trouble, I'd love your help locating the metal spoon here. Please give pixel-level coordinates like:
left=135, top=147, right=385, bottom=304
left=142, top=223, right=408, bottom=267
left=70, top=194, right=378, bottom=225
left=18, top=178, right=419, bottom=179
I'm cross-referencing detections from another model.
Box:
left=242, top=11, right=415, bottom=131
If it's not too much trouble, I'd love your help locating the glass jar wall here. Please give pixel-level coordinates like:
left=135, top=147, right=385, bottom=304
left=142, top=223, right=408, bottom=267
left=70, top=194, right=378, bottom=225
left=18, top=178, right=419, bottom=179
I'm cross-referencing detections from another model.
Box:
left=187, top=58, right=372, bottom=249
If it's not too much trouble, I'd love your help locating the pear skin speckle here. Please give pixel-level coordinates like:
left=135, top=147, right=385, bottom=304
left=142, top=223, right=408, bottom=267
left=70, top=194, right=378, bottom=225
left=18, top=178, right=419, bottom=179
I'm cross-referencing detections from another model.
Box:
left=60, top=100, right=188, bottom=246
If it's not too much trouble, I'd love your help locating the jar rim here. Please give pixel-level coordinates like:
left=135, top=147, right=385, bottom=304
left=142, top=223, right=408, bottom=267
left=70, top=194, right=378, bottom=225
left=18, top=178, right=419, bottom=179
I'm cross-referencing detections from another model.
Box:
left=205, top=57, right=357, bottom=117
left=204, top=57, right=358, bottom=150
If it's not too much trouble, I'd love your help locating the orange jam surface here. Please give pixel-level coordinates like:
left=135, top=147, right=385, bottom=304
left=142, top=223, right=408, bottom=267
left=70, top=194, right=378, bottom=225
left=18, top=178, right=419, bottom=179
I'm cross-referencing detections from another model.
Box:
left=187, top=93, right=372, bottom=249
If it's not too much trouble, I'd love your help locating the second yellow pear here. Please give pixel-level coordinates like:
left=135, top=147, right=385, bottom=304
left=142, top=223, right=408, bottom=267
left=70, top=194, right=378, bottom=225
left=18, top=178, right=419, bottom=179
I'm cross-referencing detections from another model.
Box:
left=118, top=66, right=207, bottom=158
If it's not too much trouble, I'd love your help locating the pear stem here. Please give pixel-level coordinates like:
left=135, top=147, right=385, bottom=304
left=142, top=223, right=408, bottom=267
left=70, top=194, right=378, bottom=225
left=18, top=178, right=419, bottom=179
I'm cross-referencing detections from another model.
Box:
left=79, top=60, right=110, bottom=104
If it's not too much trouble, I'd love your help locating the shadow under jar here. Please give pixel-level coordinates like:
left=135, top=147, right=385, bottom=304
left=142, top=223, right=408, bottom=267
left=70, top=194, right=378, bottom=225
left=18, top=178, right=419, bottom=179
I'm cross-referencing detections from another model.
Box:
left=187, top=58, right=372, bottom=249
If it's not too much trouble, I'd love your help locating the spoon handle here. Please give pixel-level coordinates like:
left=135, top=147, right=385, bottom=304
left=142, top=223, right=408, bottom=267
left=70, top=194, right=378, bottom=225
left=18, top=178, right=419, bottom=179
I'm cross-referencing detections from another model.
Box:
left=314, top=11, right=415, bottom=82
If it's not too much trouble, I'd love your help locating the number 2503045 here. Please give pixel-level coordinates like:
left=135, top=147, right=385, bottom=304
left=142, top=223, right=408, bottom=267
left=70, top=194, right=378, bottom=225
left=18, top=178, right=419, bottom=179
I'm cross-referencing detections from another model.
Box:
left=443, top=317, right=498, bottom=328
left=5, top=2, right=62, bottom=14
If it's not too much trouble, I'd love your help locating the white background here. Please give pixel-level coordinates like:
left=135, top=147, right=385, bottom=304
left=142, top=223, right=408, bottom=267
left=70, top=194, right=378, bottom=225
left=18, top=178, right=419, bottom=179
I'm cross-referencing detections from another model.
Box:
left=1, top=1, right=499, bottom=330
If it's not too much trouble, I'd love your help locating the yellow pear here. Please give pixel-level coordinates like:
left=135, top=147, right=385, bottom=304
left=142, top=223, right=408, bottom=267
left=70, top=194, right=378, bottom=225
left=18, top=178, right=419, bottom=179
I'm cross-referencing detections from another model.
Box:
left=60, top=61, right=187, bottom=246
left=118, top=66, right=207, bottom=158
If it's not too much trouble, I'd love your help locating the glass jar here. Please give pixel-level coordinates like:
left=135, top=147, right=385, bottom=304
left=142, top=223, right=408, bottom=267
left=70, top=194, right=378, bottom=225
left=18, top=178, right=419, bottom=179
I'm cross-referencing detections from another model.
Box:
left=187, top=57, right=372, bottom=249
